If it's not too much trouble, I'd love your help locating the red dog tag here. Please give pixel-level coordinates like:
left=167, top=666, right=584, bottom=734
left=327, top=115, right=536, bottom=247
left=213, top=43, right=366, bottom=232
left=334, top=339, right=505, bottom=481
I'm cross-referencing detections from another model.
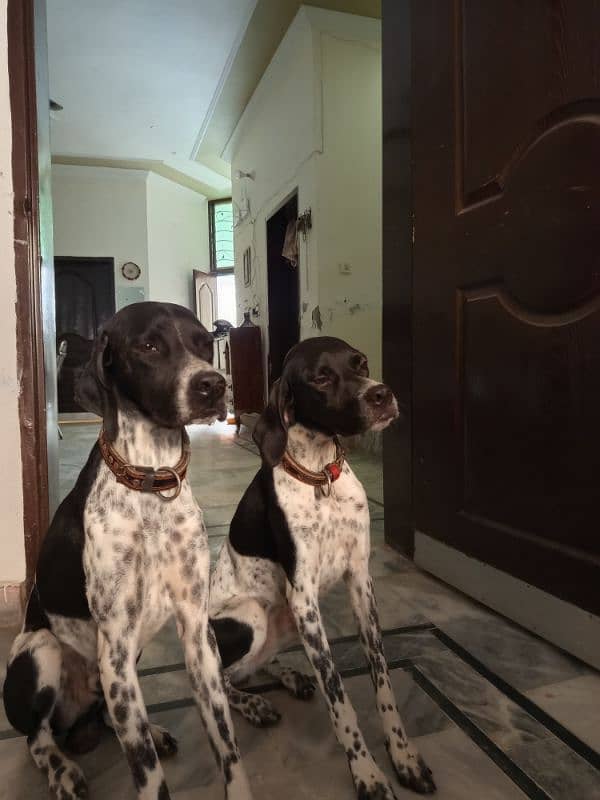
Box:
left=325, top=463, right=342, bottom=482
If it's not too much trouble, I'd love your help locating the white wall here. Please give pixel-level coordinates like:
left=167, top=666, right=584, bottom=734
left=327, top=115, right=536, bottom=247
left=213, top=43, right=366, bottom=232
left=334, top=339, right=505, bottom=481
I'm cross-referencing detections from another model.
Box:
left=146, top=172, right=209, bottom=309
left=52, top=164, right=150, bottom=305
left=229, top=7, right=320, bottom=346
left=52, top=165, right=210, bottom=312
left=0, top=0, right=26, bottom=583
left=229, top=7, right=382, bottom=380
left=316, top=26, right=382, bottom=378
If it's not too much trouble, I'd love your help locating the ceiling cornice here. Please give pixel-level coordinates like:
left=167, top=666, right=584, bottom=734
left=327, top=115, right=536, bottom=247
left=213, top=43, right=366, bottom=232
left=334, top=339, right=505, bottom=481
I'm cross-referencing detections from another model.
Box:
left=194, top=0, right=381, bottom=166
left=51, top=156, right=230, bottom=199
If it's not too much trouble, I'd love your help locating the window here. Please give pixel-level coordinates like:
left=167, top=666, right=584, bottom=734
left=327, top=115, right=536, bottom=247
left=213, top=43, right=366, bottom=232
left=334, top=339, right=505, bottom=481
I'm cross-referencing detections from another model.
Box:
left=209, top=199, right=234, bottom=271
left=208, top=199, right=237, bottom=325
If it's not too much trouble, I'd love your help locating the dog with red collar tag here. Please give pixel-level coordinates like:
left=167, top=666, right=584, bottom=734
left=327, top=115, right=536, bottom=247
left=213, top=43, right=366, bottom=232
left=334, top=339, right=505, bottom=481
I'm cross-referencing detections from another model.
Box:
left=209, top=336, right=435, bottom=799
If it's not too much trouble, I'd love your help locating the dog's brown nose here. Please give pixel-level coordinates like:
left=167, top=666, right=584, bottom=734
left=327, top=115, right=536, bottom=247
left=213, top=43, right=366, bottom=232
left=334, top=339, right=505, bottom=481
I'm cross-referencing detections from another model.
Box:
left=364, top=383, right=393, bottom=407
left=191, top=371, right=226, bottom=399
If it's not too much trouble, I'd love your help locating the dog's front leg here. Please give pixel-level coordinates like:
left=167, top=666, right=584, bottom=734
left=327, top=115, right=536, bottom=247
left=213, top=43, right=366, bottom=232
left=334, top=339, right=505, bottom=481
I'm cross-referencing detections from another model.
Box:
left=167, top=538, right=253, bottom=800
left=97, top=626, right=169, bottom=800
left=289, top=584, right=398, bottom=800
left=346, top=570, right=436, bottom=795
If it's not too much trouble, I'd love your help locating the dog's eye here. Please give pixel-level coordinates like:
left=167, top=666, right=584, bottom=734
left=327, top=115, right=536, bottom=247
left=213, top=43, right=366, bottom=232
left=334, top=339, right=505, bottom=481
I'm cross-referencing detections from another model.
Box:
left=313, top=373, right=331, bottom=386
left=144, top=342, right=159, bottom=353
left=351, top=354, right=368, bottom=375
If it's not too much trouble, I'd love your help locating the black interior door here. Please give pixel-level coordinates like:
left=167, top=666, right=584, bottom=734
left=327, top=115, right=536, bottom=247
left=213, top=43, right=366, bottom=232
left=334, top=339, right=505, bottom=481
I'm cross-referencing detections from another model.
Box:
left=54, top=257, right=115, bottom=412
left=267, top=194, right=299, bottom=385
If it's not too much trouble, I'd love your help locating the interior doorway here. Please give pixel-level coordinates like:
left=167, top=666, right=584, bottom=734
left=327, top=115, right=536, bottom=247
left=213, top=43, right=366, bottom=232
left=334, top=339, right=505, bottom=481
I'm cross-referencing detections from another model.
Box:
left=266, top=192, right=299, bottom=385
left=54, top=257, right=115, bottom=412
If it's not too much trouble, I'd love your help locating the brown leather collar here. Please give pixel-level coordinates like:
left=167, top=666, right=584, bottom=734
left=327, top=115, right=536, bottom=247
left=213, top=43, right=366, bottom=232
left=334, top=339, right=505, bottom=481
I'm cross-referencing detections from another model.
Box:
left=281, top=437, right=345, bottom=496
left=98, top=428, right=191, bottom=501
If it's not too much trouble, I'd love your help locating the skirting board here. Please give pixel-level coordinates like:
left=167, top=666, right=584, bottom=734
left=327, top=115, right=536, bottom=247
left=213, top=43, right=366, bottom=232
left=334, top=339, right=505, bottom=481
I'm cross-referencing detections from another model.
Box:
left=415, top=531, right=600, bottom=671
left=0, top=582, right=24, bottom=628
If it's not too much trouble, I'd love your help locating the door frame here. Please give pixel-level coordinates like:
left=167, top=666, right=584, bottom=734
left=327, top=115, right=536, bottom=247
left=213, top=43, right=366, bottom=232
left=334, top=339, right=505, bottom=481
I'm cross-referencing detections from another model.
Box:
left=382, top=0, right=413, bottom=555
left=8, top=0, right=55, bottom=588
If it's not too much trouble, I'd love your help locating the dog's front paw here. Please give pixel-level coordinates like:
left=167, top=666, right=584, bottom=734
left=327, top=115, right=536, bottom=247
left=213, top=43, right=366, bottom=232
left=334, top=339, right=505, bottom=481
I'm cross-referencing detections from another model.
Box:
left=150, top=724, right=179, bottom=758
left=352, top=763, right=398, bottom=800
left=389, top=745, right=436, bottom=795
left=355, top=777, right=397, bottom=800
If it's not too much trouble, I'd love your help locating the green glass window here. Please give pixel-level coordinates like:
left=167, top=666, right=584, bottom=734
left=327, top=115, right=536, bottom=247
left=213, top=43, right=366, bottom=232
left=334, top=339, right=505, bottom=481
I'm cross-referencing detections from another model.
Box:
left=209, top=199, right=234, bottom=271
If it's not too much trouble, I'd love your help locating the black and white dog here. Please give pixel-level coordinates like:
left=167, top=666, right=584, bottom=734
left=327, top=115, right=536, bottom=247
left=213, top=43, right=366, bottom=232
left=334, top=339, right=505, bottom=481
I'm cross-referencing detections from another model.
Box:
left=209, top=337, right=435, bottom=799
left=3, top=302, right=252, bottom=800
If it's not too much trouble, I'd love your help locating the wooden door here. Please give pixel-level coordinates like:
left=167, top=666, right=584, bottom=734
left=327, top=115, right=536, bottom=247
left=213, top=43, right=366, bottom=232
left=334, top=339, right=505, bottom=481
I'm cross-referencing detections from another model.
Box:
left=54, top=257, right=115, bottom=412
left=413, top=0, right=600, bottom=614
left=385, top=1, right=600, bottom=615
left=193, top=269, right=217, bottom=333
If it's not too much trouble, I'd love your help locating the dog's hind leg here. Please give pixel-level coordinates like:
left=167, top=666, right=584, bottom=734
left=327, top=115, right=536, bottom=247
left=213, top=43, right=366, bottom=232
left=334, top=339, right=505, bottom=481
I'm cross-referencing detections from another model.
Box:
left=3, top=629, right=88, bottom=799
left=223, top=676, right=281, bottom=726
left=264, top=657, right=316, bottom=700
left=211, top=599, right=292, bottom=726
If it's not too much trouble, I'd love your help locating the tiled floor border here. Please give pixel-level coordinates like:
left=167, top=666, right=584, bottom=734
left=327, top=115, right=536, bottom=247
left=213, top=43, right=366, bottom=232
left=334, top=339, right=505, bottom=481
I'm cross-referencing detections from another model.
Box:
left=2, top=621, right=599, bottom=800
left=433, top=629, right=600, bottom=772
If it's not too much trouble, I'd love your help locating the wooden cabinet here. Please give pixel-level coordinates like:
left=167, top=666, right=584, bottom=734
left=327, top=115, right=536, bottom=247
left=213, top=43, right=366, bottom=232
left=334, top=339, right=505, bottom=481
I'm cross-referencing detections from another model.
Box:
left=229, top=324, right=265, bottom=427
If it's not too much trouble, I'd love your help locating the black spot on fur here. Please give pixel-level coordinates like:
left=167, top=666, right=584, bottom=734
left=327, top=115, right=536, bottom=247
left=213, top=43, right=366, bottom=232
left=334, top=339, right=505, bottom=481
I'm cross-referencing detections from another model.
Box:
left=124, top=738, right=157, bottom=790
left=34, top=447, right=105, bottom=620
left=3, top=652, right=56, bottom=737
left=158, top=780, right=170, bottom=799
left=211, top=617, right=253, bottom=669
left=229, top=466, right=297, bottom=582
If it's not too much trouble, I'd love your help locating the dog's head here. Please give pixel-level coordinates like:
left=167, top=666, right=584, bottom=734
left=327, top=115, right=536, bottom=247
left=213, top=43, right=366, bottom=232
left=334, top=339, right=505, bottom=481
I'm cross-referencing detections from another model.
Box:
left=75, top=301, right=226, bottom=438
left=253, top=336, right=399, bottom=467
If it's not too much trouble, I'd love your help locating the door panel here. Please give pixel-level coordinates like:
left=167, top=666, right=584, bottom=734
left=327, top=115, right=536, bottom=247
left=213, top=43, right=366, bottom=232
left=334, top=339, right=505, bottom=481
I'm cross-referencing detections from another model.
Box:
left=193, top=269, right=217, bottom=332
left=54, top=257, right=115, bottom=412
left=411, top=0, right=600, bottom=614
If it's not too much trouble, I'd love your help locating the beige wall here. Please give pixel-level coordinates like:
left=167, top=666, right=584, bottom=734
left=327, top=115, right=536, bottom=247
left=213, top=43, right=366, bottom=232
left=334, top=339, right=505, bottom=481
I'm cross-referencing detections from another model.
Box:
left=229, top=7, right=382, bottom=380
left=0, top=0, right=26, bottom=583
left=316, top=28, right=382, bottom=378
left=228, top=7, right=320, bottom=344
left=52, top=164, right=150, bottom=304
left=146, top=172, right=209, bottom=309
left=52, top=164, right=210, bottom=312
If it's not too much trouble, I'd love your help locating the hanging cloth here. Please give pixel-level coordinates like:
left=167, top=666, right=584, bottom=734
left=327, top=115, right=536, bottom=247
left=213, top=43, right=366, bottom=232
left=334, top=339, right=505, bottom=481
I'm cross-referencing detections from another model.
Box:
left=282, top=219, right=299, bottom=267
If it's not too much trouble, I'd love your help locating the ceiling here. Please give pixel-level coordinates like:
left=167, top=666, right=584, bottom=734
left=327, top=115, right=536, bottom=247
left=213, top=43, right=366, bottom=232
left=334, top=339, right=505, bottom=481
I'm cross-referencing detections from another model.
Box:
left=47, top=0, right=380, bottom=196
left=47, top=0, right=257, bottom=195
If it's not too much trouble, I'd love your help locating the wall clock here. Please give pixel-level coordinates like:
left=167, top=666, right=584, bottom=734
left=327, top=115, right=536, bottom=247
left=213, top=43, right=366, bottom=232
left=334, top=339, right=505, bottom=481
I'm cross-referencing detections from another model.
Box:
left=121, top=261, right=141, bottom=281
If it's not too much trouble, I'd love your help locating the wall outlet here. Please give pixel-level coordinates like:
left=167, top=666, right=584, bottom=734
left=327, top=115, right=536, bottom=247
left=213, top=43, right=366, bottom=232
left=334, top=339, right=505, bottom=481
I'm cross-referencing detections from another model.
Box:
left=338, top=262, right=352, bottom=275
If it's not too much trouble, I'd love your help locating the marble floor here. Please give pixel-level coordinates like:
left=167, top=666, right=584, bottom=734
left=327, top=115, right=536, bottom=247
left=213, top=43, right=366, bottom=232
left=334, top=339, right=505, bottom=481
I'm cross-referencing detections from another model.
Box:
left=1, top=422, right=599, bottom=799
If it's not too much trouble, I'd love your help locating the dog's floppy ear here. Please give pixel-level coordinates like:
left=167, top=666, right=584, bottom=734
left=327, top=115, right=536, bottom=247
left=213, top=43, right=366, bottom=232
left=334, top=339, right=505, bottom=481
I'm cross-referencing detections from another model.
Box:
left=253, top=377, right=294, bottom=467
left=74, top=330, right=117, bottom=439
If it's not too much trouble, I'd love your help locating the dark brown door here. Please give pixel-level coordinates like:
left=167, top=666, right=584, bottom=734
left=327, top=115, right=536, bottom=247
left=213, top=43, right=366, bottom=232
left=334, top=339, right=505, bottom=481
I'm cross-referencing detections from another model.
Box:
left=55, top=257, right=115, bottom=412
left=384, top=1, right=600, bottom=615
left=267, top=193, right=299, bottom=385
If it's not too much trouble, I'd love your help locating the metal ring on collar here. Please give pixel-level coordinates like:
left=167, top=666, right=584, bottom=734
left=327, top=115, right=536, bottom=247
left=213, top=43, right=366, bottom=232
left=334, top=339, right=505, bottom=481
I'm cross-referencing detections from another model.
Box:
left=157, top=467, right=182, bottom=501
left=321, top=470, right=333, bottom=497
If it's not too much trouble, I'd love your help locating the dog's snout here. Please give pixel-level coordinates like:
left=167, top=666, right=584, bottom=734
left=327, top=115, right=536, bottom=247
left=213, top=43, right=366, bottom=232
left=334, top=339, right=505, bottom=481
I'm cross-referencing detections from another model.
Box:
left=364, top=383, right=393, bottom=407
left=191, top=371, right=226, bottom=399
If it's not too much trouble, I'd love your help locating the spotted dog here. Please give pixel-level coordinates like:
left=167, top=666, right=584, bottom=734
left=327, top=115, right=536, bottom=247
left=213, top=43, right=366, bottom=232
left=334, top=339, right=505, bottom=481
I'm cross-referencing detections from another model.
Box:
left=210, top=337, right=436, bottom=799
left=3, top=302, right=252, bottom=800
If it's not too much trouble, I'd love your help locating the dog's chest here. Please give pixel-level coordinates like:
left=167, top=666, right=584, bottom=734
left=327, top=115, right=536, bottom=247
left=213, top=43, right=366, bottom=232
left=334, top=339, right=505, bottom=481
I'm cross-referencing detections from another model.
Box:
left=83, top=465, right=203, bottom=643
left=276, top=464, right=370, bottom=591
